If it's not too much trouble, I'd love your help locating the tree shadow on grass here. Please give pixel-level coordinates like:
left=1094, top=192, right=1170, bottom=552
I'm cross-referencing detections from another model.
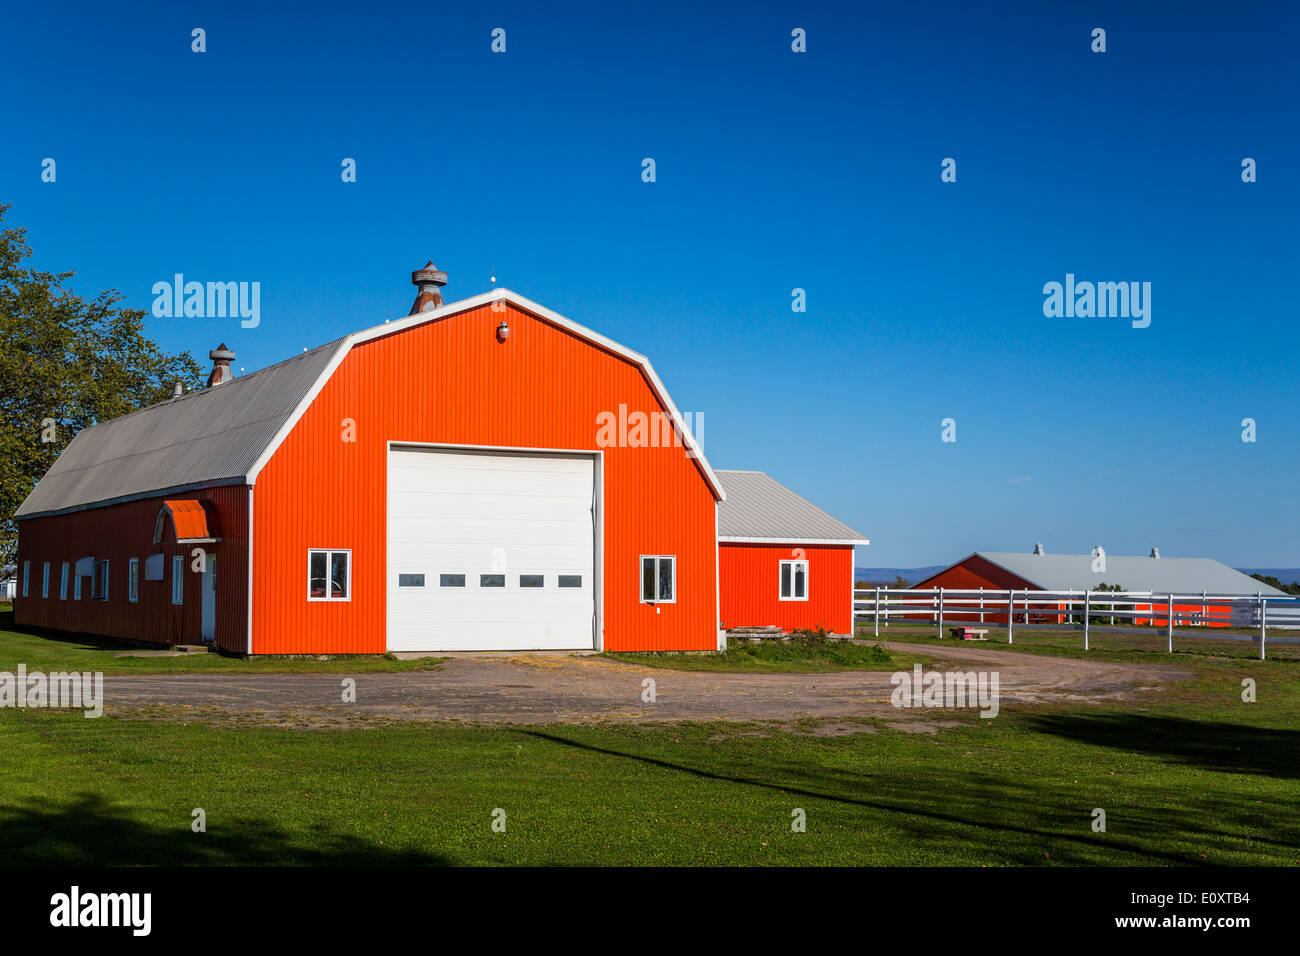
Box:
left=0, top=793, right=450, bottom=866
left=519, top=728, right=1299, bottom=865
left=1023, top=713, right=1300, bottom=780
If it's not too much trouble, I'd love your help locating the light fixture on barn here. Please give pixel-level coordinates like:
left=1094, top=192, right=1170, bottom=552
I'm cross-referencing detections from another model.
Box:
left=496, top=319, right=510, bottom=342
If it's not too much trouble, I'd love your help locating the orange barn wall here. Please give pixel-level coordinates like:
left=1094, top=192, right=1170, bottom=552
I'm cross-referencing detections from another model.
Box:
left=14, top=486, right=249, bottom=652
left=719, top=544, right=853, bottom=634
left=251, top=302, right=719, bottom=654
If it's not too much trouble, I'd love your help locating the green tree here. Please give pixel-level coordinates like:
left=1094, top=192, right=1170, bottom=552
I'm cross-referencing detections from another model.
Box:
left=0, top=204, right=203, bottom=566
left=1251, top=573, right=1300, bottom=596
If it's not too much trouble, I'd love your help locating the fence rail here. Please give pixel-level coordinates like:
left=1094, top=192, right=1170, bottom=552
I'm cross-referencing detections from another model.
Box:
left=852, top=587, right=1300, bottom=660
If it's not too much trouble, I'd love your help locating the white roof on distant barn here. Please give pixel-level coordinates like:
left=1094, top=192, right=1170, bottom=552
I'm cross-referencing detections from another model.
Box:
left=973, top=551, right=1286, bottom=597
left=716, top=470, right=868, bottom=545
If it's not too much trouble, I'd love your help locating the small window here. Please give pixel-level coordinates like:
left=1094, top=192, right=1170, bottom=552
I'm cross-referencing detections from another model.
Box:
left=439, top=574, right=466, bottom=588
left=519, top=574, right=544, bottom=588
left=479, top=574, right=505, bottom=588
left=74, top=570, right=83, bottom=601
left=398, top=573, right=426, bottom=588
left=640, top=556, right=675, bottom=603
left=59, top=562, right=69, bottom=600
left=91, top=560, right=109, bottom=601
left=779, top=560, right=809, bottom=601
left=171, top=556, right=184, bottom=605
left=308, top=549, right=351, bottom=601
left=129, top=558, right=140, bottom=603
left=21, top=561, right=30, bottom=598
left=42, top=562, right=51, bottom=598
left=558, top=575, right=583, bottom=588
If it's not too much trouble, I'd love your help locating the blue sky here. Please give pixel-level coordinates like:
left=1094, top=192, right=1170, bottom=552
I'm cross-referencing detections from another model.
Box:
left=3, top=0, right=1296, bottom=566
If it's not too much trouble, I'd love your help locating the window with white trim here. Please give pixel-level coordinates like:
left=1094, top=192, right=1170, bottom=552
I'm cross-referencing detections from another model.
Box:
left=171, top=556, right=183, bottom=605
left=42, top=562, right=51, bottom=598
left=91, top=560, right=109, bottom=600
left=640, top=555, right=676, bottom=603
left=21, top=561, right=29, bottom=597
left=129, top=558, right=140, bottom=603
left=308, top=549, right=351, bottom=601
left=779, top=559, right=809, bottom=601
left=60, top=562, right=69, bottom=600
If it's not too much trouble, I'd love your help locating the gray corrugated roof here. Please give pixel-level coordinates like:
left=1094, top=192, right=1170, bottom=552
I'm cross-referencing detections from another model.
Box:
left=15, top=339, right=345, bottom=518
left=716, top=470, right=868, bottom=542
left=974, top=552, right=1288, bottom=597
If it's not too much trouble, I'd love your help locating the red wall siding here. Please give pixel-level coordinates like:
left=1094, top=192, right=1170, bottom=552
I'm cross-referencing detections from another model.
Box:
left=251, top=301, right=718, bottom=654
left=14, top=486, right=249, bottom=652
left=719, top=543, right=853, bottom=634
left=909, top=556, right=1038, bottom=625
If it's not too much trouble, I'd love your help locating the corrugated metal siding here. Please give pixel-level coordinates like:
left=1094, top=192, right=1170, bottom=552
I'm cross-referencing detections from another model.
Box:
left=719, top=543, right=853, bottom=633
left=252, top=302, right=718, bottom=654
left=14, top=486, right=249, bottom=651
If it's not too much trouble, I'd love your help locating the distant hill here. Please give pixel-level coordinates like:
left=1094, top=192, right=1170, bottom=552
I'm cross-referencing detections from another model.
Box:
left=854, top=566, right=947, bottom=586
left=1239, top=569, right=1300, bottom=587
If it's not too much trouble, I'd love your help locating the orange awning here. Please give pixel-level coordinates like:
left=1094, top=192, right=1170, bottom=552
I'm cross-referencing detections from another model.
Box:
left=154, top=499, right=222, bottom=544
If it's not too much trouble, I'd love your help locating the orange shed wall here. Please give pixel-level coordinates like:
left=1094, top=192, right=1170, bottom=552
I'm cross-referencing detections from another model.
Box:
left=13, top=486, right=249, bottom=652
left=251, top=301, right=718, bottom=654
left=719, top=543, right=853, bottom=634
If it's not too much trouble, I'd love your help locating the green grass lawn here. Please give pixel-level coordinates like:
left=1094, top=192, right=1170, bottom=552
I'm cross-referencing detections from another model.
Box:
left=0, top=613, right=442, bottom=673
left=1, top=630, right=1296, bottom=865
left=604, top=638, right=912, bottom=672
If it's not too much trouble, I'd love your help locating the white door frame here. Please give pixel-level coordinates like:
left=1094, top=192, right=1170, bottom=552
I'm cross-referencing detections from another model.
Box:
left=201, top=553, right=217, bottom=642
left=385, top=441, right=604, bottom=652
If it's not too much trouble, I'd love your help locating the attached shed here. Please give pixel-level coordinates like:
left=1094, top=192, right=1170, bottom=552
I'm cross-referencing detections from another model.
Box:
left=717, top=470, right=869, bottom=635
left=14, top=271, right=867, bottom=654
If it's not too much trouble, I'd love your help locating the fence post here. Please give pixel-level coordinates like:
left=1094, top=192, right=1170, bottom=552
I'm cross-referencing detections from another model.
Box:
left=1201, top=590, right=1206, bottom=628
left=979, top=587, right=984, bottom=624
left=1260, top=598, right=1267, bottom=661
left=1008, top=589, right=1015, bottom=643
left=938, top=587, right=945, bottom=639
left=1167, top=594, right=1174, bottom=653
left=1083, top=590, right=1091, bottom=650
left=874, top=587, right=881, bottom=638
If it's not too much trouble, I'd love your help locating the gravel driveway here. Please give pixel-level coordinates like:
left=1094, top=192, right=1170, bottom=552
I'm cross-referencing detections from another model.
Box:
left=101, top=642, right=1188, bottom=729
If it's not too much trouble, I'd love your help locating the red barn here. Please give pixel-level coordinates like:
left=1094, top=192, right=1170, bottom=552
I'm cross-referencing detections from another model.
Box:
left=911, top=548, right=1286, bottom=626
left=13, top=271, right=866, bottom=654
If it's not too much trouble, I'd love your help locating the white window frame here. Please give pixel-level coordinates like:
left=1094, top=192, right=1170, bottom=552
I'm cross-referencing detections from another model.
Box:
left=60, top=562, right=69, bottom=600
left=129, top=558, right=140, bottom=603
left=21, top=561, right=29, bottom=597
left=171, top=556, right=184, bottom=605
left=779, top=559, right=810, bottom=602
left=640, top=555, right=677, bottom=604
left=92, top=560, right=110, bottom=601
left=42, top=562, right=50, bottom=598
left=308, top=549, right=352, bottom=602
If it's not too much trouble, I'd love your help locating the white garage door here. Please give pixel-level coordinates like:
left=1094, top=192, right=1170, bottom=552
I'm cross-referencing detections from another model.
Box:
left=387, top=447, right=596, bottom=651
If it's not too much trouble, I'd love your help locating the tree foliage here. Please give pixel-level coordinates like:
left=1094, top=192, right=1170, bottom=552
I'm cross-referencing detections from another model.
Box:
left=0, top=204, right=204, bottom=566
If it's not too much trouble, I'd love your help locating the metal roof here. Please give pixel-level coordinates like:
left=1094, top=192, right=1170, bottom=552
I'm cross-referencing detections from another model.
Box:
left=15, top=339, right=345, bottom=519
left=974, top=551, right=1288, bottom=597
left=716, top=470, right=868, bottom=544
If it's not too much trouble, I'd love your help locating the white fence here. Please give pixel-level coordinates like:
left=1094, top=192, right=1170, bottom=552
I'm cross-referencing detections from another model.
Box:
left=853, top=587, right=1300, bottom=660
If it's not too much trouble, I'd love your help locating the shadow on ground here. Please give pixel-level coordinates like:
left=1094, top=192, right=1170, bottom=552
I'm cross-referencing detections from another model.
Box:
left=0, top=793, right=449, bottom=866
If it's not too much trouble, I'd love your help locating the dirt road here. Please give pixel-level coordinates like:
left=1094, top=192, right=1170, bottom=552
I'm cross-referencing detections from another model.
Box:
left=101, top=642, right=1188, bottom=729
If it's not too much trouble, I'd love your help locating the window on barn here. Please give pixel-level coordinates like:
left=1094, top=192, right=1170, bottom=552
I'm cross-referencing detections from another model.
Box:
left=479, top=574, right=505, bottom=588
left=309, top=550, right=351, bottom=601
left=91, top=560, right=110, bottom=600
left=779, top=560, right=809, bottom=601
left=60, top=563, right=69, bottom=600
left=558, top=575, right=582, bottom=588
left=439, top=574, right=466, bottom=588
left=74, top=571, right=82, bottom=601
left=42, top=562, right=50, bottom=598
left=171, top=556, right=183, bottom=605
left=640, top=556, right=675, bottom=603
left=21, top=561, right=29, bottom=598
left=398, top=573, right=426, bottom=588
left=519, top=574, right=544, bottom=588
left=129, top=559, right=140, bottom=603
